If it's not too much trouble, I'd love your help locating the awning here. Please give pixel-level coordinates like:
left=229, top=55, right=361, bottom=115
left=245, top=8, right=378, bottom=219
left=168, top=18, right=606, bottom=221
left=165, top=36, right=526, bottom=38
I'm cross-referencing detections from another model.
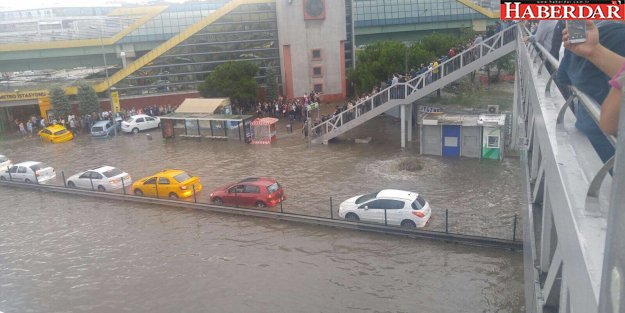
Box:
left=251, top=118, right=279, bottom=126
left=175, top=98, right=230, bottom=114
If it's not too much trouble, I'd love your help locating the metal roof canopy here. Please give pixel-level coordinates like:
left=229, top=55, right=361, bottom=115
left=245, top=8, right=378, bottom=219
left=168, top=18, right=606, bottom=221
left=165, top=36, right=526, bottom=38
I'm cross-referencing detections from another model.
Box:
left=174, top=98, right=230, bottom=114
left=160, top=112, right=253, bottom=122
left=421, top=113, right=506, bottom=127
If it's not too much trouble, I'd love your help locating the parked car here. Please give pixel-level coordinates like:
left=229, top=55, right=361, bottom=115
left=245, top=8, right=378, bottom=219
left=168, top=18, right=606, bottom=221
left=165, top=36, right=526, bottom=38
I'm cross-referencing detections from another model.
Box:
left=209, top=177, right=286, bottom=208
left=66, top=166, right=132, bottom=191
left=338, top=189, right=432, bottom=228
left=121, top=114, right=161, bottom=134
left=131, top=169, right=202, bottom=199
left=91, top=120, right=116, bottom=138
left=0, top=161, right=56, bottom=184
left=0, top=155, right=12, bottom=170
left=38, top=124, right=74, bottom=143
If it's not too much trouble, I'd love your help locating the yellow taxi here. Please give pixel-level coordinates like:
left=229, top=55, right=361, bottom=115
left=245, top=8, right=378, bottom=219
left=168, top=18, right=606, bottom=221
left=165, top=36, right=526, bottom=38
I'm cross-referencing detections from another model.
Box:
left=131, top=169, right=202, bottom=199
left=38, top=124, right=74, bottom=143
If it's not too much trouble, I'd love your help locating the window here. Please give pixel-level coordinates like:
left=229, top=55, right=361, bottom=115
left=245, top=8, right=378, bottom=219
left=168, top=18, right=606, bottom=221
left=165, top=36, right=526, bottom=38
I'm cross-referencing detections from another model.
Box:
left=312, top=49, right=322, bottom=60
left=8, top=166, right=18, bottom=173
left=136, top=118, right=145, bottom=123
left=158, top=177, right=170, bottom=185
left=314, top=84, right=323, bottom=93
left=229, top=185, right=245, bottom=193
left=412, top=196, right=427, bottom=210
left=42, top=130, right=52, bottom=135
left=313, top=66, right=322, bottom=77
left=364, top=199, right=384, bottom=209
left=244, top=185, right=260, bottom=193
left=17, top=167, right=27, bottom=174
left=144, top=177, right=157, bottom=185
left=54, top=130, right=68, bottom=136
left=91, top=173, right=103, bottom=180
left=173, top=172, right=192, bottom=183
left=103, top=168, right=123, bottom=178
left=267, top=182, right=280, bottom=193
left=356, top=191, right=380, bottom=204
left=30, top=163, right=47, bottom=172
left=79, top=172, right=91, bottom=179
left=487, top=135, right=500, bottom=148
left=146, top=117, right=155, bottom=121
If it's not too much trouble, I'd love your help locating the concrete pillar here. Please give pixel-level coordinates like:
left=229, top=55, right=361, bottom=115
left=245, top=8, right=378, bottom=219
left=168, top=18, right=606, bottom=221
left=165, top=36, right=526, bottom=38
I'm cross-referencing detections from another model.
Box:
left=400, top=104, right=406, bottom=148
left=407, top=103, right=413, bottom=142
left=511, top=70, right=519, bottom=151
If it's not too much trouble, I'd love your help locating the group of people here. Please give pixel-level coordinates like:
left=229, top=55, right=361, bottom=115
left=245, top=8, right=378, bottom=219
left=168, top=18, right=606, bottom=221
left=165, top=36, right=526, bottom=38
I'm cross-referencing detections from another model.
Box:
left=12, top=103, right=177, bottom=138
left=526, top=20, right=625, bottom=163
left=255, top=91, right=322, bottom=122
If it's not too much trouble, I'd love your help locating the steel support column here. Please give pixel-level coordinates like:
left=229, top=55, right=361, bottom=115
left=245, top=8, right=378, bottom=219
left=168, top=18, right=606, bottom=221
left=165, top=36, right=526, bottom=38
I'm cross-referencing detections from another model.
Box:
left=400, top=104, right=406, bottom=148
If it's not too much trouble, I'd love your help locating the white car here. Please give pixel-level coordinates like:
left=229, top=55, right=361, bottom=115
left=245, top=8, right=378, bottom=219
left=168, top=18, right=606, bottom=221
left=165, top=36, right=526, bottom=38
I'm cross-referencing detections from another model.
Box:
left=121, top=114, right=161, bottom=134
left=0, top=155, right=12, bottom=170
left=338, top=189, right=432, bottom=228
left=66, top=166, right=132, bottom=192
left=0, top=161, right=56, bottom=184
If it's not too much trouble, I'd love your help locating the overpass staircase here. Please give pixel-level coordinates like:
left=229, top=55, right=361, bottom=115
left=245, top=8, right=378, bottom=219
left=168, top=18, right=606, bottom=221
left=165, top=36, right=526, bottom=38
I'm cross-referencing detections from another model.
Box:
left=311, top=25, right=518, bottom=144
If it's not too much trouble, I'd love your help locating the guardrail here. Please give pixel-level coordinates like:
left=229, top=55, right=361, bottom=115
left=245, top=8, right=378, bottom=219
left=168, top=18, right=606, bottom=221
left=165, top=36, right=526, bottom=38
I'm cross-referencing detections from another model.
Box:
left=0, top=177, right=522, bottom=251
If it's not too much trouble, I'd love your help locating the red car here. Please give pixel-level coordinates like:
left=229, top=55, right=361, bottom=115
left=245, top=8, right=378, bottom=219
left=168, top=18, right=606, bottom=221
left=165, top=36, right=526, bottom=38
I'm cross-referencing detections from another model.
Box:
left=209, top=177, right=286, bottom=208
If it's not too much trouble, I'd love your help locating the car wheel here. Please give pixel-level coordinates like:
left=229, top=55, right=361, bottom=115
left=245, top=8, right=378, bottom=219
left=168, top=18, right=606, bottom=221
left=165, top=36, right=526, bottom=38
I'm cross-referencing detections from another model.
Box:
left=213, top=197, right=223, bottom=205
left=255, top=201, right=266, bottom=208
left=132, top=128, right=139, bottom=134
left=0, top=176, right=6, bottom=181
left=134, top=189, right=143, bottom=196
left=68, top=181, right=75, bottom=188
left=345, top=213, right=360, bottom=221
left=401, top=220, right=417, bottom=228
left=169, top=193, right=179, bottom=199
left=25, top=178, right=32, bottom=183
left=97, top=185, right=106, bottom=192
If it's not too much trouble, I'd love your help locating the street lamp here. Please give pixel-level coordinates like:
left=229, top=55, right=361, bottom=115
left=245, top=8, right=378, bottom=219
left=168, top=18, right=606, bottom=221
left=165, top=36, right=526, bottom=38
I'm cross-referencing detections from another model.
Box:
left=90, top=23, right=117, bottom=136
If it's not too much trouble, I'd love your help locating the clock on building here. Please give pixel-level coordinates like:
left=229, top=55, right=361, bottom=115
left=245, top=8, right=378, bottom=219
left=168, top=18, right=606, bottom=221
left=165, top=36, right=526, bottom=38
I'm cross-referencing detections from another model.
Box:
left=303, top=0, right=326, bottom=20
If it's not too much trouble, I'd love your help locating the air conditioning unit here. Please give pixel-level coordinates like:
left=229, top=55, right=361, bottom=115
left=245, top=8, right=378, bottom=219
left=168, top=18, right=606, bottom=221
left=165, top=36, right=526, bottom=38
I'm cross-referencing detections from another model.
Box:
left=487, top=105, right=500, bottom=114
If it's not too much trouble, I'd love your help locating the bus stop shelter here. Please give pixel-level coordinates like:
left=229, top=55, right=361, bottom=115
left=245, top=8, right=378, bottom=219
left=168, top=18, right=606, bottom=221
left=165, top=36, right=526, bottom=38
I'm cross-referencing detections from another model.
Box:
left=160, top=112, right=254, bottom=142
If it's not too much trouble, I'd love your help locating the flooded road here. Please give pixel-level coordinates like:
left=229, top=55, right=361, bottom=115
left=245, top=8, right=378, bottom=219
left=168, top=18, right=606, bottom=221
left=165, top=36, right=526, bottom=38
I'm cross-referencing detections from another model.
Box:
left=0, top=116, right=524, bottom=312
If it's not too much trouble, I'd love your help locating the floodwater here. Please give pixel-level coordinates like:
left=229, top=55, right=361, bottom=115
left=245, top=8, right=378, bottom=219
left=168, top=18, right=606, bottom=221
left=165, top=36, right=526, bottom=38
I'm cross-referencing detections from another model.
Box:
left=0, top=116, right=524, bottom=312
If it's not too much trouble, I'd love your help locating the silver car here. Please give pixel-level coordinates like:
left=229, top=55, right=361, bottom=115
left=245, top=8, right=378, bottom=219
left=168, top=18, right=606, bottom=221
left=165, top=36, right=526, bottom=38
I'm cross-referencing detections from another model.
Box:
left=66, top=166, right=132, bottom=191
left=0, top=161, right=56, bottom=184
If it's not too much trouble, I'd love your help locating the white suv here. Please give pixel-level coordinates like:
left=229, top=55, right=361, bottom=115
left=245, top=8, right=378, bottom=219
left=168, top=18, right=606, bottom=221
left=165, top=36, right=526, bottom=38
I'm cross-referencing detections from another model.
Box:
left=121, top=114, right=160, bottom=134
left=0, top=161, right=56, bottom=184
left=338, top=189, right=432, bottom=228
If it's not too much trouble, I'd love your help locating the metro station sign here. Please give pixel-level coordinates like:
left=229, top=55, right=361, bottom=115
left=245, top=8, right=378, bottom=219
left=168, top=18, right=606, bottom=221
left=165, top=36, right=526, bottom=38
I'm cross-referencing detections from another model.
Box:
left=0, top=90, right=49, bottom=102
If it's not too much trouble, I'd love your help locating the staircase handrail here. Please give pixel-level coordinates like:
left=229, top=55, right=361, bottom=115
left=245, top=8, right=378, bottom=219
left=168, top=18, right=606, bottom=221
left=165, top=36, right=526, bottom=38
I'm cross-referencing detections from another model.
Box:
left=310, top=23, right=519, bottom=136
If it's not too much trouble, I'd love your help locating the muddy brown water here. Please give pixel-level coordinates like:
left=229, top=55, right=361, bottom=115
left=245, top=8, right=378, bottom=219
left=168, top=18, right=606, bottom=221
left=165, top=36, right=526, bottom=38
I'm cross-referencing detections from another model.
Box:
left=0, top=116, right=523, bottom=312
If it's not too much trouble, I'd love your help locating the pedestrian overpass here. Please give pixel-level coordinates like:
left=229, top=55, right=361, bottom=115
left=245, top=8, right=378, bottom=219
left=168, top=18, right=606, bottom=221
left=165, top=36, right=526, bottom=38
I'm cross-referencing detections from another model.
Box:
left=313, top=23, right=625, bottom=313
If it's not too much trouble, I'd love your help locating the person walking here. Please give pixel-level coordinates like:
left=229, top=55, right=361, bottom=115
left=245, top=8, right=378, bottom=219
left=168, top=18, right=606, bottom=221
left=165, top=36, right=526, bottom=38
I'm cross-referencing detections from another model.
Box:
left=18, top=121, right=26, bottom=137
left=26, top=120, right=33, bottom=136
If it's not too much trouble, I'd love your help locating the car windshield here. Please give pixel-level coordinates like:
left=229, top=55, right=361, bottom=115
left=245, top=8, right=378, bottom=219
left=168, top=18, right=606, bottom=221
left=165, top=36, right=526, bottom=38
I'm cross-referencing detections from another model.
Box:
left=54, top=129, right=68, bottom=136
left=355, top=191, right=379, bottom=204
left=30, top=163, right=48, bottom=172
left=173, top=172, right=192, bottom=183
left=267, top=182, right=280, bottom=193
left=0, top=156, right=7, bottom=162
left=92, top=127, right=103, bottom=132
left=102, top=168, right=123, bottom=178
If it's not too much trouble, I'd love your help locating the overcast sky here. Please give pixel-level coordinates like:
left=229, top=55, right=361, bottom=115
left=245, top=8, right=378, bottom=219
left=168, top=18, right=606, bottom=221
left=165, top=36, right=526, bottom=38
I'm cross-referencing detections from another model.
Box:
left=0, top=0, right=188, bottom=11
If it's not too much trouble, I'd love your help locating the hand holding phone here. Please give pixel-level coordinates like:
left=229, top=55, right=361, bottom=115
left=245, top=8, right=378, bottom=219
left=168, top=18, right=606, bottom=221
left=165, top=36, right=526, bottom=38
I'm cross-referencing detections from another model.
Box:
left=566, top=20, right=587, bottom=43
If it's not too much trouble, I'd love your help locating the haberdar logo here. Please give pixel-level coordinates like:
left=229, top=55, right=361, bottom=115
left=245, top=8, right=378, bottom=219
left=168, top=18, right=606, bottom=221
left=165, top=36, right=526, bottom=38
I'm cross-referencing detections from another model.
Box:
left=500, top=0, right=625, bottom=20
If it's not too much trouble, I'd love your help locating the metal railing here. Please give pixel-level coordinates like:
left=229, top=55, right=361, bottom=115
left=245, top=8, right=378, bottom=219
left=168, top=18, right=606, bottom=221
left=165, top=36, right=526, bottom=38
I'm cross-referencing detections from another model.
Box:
left=311, top=24, right=518, bottom=142
left=518, top=24, right=623, bottom=313
left=0, top=174, right=522, bottom=249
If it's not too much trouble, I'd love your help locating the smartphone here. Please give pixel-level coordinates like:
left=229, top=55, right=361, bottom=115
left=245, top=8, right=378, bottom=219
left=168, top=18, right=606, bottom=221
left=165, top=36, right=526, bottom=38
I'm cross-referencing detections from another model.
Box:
left=566, top=21, right=587, bottom=43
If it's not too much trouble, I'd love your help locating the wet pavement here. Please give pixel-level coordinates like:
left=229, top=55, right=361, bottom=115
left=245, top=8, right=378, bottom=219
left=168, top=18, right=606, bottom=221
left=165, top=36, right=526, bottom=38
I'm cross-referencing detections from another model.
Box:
left=0, top=115, right=524, bottom=312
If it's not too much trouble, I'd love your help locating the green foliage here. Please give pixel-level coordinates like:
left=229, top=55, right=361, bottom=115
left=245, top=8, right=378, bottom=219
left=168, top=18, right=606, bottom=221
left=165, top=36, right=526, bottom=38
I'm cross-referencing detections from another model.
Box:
left=264, top=66, right=279, bottom=102
left=49, top=86, right=71, bottom=119
left=199, top=61, right=259, bottom=105
left=349, top=31, right=475, bottom=95
left=76, top=83, right=100, bottom=115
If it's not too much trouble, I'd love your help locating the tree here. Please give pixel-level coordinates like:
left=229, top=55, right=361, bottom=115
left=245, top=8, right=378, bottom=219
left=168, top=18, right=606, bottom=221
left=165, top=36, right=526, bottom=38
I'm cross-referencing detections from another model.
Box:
left=49, top=86, right=71, bottom=120
left=77, top=83, right=100, bottom=115
left=264, top=66, right=279, bottom=102
left=198, top=61, right=259, bottom=109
